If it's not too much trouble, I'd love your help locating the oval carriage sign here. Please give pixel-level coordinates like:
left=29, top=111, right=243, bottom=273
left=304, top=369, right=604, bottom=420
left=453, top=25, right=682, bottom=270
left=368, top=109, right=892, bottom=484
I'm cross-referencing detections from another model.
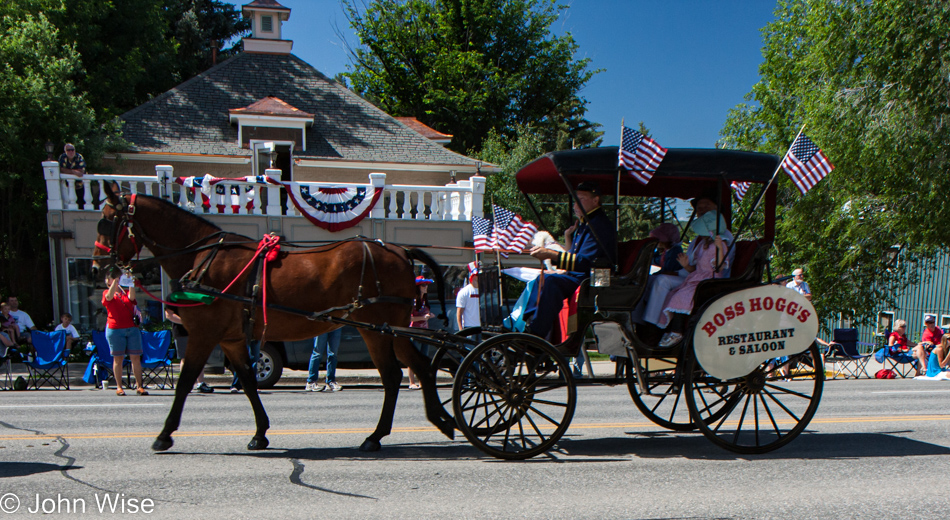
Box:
left=692, top=285, right=819, bottom=380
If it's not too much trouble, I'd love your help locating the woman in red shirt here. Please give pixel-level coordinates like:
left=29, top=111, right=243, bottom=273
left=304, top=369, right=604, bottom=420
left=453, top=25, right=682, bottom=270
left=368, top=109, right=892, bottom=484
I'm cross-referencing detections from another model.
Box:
left=888, top=319, right=911, bottom=354
left=103, top=269, right=147, bottom=396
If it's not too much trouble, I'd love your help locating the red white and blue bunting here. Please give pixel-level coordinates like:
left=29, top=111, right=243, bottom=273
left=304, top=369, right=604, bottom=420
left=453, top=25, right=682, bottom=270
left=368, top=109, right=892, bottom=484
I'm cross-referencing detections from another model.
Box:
left=283, top=183, right=382, bottom=232
left=174, top=174, right=381, bottom=232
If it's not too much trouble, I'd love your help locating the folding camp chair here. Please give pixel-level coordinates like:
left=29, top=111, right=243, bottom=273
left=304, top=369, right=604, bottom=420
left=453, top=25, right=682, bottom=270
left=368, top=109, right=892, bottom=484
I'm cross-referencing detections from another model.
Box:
left=824, top=328, right=872, bottom=379
left=83, top=331, right=119, bottom=389
left=875, top=342, right=918, bottom=378
left=0, top=342, right=12, bottom=390
left=25, top=331, right=70, bottom=389
left=135, top=330, right=175, bottom=390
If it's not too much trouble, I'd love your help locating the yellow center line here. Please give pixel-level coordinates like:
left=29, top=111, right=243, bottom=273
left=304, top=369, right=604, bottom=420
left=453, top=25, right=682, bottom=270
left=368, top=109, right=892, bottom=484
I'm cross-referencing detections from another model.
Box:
left=2, top=415, right=949, bottom=442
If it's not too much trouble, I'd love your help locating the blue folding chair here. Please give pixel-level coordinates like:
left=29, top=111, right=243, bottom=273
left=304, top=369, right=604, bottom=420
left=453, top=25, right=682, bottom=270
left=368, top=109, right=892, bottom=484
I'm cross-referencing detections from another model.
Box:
left=825, top=328, right=872, bottom=379
left=82, top=331, right=118, bottom=389
left=136, top=330, right=175, bottom=390
left=875, top=342, right=918, bottom=378
left=26, top=331, right=70, bottom=390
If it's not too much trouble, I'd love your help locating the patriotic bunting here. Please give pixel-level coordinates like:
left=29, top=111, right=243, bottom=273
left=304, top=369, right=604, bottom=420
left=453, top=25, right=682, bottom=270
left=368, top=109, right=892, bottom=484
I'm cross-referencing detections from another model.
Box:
left=283, top=183, right=382, bottom=232
left=174, top=173, right=382, bottom=232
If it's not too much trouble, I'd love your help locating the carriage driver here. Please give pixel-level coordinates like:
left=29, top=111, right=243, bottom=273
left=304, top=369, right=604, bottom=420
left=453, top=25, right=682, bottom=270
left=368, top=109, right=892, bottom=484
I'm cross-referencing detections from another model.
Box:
left=524, top=181, right=617, bottom=340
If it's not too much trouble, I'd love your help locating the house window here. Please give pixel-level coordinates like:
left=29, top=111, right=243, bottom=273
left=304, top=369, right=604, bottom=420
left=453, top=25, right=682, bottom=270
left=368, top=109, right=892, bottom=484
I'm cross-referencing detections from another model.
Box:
left=261, top=15, right=273, bottom=32
left=876, top=311, right=894, bottom=335
left=942, top=315, right=950, bottom=330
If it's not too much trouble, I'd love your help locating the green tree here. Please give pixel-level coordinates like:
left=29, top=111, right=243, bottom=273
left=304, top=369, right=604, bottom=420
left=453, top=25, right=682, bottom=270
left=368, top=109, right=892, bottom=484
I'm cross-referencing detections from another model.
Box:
left=719, top=0, right=950, bottom=325
left=0, top=11, right=120, bottom=322
left=343, top=0, right=600, bottom=153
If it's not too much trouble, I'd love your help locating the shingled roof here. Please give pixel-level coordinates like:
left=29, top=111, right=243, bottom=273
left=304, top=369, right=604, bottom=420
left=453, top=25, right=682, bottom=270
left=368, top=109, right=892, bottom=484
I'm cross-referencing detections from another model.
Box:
left=119, top=53, right=480, bottom=166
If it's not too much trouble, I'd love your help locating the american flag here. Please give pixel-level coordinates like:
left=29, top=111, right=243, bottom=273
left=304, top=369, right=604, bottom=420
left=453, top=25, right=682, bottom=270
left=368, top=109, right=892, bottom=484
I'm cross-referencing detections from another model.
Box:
left=781, top=133, right=834, bottom=195
left=492, top=205, right=537, bottom=256
left=731, top=181, right=751, bottom=201
left=472, top=215, right=493, bottom=252
left=618, top=125, right=667, bottom=184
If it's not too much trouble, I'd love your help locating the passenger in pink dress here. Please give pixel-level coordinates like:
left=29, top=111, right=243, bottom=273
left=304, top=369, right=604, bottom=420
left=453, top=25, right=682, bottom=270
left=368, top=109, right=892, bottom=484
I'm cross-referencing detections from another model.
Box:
left=657, top=209, right=731, bottom=347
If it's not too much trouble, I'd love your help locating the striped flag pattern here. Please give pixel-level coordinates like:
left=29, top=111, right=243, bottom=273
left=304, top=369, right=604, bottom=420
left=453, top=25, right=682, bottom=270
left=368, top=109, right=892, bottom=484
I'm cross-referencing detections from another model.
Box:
left=618, top=124, right=667, bottom=184
left=492, top=205, right=537, bottom=255
left=781, top=133, right=834, bottom=195
left=472, top=215, right=493, bottom=252
left=731, top=181, right=751, bottom=201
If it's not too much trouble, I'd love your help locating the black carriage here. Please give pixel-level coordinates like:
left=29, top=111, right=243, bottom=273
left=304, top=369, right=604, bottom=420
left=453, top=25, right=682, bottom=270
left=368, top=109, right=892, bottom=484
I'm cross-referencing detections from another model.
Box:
left=426, top=147, right=824, bottom=459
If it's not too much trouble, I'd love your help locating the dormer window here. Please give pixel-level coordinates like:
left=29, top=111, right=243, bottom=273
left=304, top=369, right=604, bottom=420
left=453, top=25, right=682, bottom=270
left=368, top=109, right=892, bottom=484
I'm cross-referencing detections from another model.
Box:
left=261, top=15, right=273, bottom=32
left=229, top=96, right=314, bottom=153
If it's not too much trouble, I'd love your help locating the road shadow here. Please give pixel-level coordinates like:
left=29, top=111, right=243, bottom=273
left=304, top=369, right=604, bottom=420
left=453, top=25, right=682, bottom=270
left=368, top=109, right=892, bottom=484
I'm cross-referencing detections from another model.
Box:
left=0, top=462, right=78, bottom=478
left=556, top=430, right=950, bottom=461
left=154, top=430, right=950, bottom=463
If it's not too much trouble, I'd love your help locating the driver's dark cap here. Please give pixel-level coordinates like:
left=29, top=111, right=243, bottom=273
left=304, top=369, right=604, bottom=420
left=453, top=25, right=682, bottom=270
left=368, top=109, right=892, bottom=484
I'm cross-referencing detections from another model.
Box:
left=575, top=181, right=601, bottom=197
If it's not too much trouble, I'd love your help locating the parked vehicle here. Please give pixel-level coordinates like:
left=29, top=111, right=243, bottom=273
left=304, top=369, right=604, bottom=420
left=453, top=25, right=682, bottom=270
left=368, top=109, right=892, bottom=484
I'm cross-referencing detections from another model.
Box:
left=204, top=302, right=458, bottom=388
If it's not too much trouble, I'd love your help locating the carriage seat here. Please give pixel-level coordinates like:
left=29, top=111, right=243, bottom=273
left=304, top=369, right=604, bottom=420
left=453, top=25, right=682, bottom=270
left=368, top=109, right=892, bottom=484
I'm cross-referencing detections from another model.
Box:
left=574, top=238, right=657, bottom=313
left=693, top=239, right=771, bottom=309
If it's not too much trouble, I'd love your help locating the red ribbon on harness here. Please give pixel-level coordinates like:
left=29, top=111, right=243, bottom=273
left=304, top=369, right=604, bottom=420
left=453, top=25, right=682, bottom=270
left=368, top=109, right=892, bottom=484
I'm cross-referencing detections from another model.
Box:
left=258, top=234, right=281, bottom=329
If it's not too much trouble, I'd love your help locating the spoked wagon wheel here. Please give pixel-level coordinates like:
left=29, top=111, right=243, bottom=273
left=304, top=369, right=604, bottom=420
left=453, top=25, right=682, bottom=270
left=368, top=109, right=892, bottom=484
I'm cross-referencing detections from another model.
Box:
left=452, top=333, right=576, bottom=460
left=685, top=343, right=824, bottom=454
left=625, top=356, right=696, bottom=431
left=429, top=329, right=482, bottom=432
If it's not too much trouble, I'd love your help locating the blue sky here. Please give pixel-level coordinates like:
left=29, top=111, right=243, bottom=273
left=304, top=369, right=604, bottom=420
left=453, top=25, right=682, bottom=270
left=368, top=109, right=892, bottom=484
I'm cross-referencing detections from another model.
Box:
left=227, top=0, right=777, bottom=148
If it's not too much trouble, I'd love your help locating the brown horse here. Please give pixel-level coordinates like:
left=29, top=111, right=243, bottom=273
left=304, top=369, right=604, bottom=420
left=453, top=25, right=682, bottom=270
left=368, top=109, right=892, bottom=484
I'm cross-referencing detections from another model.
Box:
left=93, top=181, right=454, bottom=452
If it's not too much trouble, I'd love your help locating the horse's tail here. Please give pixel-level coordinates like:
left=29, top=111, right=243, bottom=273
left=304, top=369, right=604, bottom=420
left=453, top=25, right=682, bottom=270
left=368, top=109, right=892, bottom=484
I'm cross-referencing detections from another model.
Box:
left=406, top=248, right=448, bottom=327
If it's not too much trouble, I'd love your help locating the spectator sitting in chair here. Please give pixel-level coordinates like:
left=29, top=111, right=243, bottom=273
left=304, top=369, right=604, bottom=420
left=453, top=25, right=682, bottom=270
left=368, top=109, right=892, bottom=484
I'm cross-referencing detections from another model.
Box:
left=525, top=181, right=616, bottom=340
left=888, top=319, right=911, bottom=354
left=7, top=296, right=36, bottom=345
left=54, top=312, right=80, bottom=353
left=0, top=303, right=19, bottom=345
left=924, top=333, right=950, bottom=377
left=912, top=314, right=943, bottom=375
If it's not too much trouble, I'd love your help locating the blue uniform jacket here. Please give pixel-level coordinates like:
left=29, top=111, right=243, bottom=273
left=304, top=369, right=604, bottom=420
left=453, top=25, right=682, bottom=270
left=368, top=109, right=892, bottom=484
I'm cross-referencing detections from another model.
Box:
left=554, top=207, right=616, bottom=277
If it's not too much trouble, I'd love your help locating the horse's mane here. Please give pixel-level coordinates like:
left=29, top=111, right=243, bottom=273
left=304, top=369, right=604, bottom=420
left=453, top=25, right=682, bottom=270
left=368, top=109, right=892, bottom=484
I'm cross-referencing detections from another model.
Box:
left=137, top=193, right=223, bottom=233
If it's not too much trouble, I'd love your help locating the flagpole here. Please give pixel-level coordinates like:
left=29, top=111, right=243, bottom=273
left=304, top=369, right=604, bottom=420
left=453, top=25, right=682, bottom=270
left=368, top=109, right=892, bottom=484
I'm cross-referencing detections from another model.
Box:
left=490, top=197, right=505, bottom=321
left=716, top=123, right=806, bottom=272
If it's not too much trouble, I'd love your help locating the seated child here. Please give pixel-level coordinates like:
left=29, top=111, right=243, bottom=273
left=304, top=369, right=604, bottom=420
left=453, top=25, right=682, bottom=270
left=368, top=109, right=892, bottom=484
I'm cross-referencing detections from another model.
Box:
left=0, top=303, right=18, bottom=344
left=54, top=312, right=81, bottom=352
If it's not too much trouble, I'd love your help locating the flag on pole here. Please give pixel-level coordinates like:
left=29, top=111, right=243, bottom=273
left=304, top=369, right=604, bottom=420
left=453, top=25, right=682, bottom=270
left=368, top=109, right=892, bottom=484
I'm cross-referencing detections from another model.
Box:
left=491, top=204, right=537, bottom=256
left=472, top=215, right=493, bottom=252
left=618, top=124, right=667, bottom=184
left=780, top=133, right=834, bottom=195
left=731, top=181, right=751, bottom=201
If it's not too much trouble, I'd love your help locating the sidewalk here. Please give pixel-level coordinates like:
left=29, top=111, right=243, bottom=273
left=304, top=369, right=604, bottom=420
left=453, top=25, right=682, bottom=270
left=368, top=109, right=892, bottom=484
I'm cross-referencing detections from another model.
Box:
left=3, top=356, right=914, bottom=391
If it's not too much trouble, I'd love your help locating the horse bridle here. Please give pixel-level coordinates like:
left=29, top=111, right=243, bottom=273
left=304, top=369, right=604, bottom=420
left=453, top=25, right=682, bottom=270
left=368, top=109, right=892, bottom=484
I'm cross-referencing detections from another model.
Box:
left=95, top=194, right=142, bottom=269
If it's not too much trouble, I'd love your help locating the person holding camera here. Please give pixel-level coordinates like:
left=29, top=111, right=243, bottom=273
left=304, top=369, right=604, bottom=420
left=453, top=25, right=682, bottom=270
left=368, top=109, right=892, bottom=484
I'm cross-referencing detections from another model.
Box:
left=103, top=269, right=147, bottom=396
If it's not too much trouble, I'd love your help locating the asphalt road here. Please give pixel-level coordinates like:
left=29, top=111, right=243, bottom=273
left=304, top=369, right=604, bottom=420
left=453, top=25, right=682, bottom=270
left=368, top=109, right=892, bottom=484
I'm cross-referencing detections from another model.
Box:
left=1, top=378, right=949, bottom=519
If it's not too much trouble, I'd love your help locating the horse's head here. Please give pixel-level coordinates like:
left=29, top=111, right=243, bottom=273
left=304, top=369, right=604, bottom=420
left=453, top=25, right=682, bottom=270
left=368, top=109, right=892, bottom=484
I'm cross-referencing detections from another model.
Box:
left=93, top=181, right=144, bottom=270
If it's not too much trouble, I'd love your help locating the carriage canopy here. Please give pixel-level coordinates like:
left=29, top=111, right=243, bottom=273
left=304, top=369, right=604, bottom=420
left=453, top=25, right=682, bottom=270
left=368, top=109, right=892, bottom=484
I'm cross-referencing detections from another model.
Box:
left=515, top=147, right=781, bottom=240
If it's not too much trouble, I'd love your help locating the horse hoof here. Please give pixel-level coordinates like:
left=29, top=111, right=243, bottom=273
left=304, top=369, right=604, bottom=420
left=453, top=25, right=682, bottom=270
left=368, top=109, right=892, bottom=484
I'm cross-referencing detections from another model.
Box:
left=247, top=436, right=269, bottom=450
left=359, top=439, right=381, bottom=452
left=152, top=437, right=173, bottom=452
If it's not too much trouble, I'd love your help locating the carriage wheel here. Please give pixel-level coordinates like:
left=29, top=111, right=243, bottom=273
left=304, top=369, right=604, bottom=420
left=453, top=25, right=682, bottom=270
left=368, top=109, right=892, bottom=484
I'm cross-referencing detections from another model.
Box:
left=452, top=333, right=576, bottom=460
left=429, top=329, right=482, bottom=432
left=685, top=344, right=824, bottom=454
left=625, top=356, right=696, bottom=431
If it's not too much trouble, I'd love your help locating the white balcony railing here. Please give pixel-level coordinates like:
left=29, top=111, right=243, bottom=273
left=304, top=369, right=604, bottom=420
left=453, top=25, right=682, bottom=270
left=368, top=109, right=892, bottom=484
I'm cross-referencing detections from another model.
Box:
left=42, top=163, right=485, bottom=221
